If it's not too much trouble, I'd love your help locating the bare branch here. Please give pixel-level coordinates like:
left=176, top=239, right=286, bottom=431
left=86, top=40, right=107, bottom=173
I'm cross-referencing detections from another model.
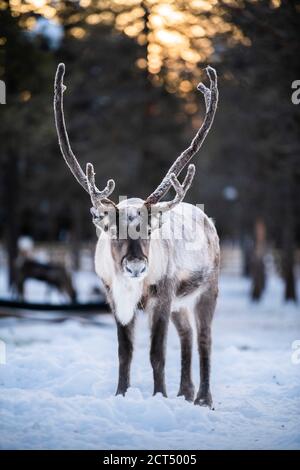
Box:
left=145, top=66, right=218, bottom=206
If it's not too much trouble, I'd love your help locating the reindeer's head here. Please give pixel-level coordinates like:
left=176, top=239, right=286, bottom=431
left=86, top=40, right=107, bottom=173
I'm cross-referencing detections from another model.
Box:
left=54, top=64, right=218, bottom=280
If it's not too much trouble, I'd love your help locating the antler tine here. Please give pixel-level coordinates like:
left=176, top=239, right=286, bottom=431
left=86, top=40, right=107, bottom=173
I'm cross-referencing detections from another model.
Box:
left=86, top=163, right=116, bottom=208
left=198, top=65, right=217, bottom=111
left=153, top=164, right=196, bottom=213
left=197, top=83, right=211, bottom=111
left=54, top=63, right=115, bottom=207
left=145, top=66, right=218, bottom=206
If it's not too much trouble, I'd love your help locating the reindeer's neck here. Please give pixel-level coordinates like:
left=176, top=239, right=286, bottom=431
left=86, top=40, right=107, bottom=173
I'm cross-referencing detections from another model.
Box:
left=112, top=275, right=144, bottom=325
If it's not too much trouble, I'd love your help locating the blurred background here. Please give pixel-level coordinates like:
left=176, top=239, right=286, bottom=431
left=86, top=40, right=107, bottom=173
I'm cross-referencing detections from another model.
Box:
left=0, top=0, right=299, bottom=307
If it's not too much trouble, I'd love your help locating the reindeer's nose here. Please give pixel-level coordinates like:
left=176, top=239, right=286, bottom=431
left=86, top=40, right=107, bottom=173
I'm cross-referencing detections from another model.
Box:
left=124, top=258, right=147, bottom=278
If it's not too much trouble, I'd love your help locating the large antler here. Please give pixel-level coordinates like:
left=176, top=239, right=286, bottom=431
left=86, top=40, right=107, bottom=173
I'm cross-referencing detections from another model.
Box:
left=145, top=66, right=218, bottom=207
left=54, top=63, right=115, bottom=207
left=153, top=164, right=196, bottom=213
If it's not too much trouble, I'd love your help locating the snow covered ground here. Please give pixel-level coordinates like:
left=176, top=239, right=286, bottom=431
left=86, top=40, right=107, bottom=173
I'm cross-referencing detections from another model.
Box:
left=0, top=275, right=299, bottom=450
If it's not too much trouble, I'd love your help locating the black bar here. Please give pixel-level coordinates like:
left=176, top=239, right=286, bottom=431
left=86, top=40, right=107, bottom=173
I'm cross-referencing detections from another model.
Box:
left=0, top=450, right=297, bottom=466
left=0, top=298, right=110, bottom=312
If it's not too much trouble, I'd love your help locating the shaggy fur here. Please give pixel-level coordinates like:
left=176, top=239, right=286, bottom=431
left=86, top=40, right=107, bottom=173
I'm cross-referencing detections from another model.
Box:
left=95, top=199, right=220, bottom=406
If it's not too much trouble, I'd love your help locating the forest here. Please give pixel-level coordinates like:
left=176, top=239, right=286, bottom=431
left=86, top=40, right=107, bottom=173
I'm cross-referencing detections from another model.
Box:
left=0, top=0, right=300, bottom=453
left=0, top=0, right=299, bottom=301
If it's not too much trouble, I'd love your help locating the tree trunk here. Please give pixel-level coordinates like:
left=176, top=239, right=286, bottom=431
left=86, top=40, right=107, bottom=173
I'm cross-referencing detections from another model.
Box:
left=250, top=218, right=266, bottom=301
left=70, top=207, right=81, bottom=271
left=242, top=235, right=253, bottom=278
left=4, top=153, right=19, bottom=288
left=281, top=163, right=297, bottom=303
left=282, top=225, right=297, bottom=302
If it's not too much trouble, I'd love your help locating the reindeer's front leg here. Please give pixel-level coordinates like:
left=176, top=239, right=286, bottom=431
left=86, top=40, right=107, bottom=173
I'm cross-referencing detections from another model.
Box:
left=115, top=316, right=135, bottom=396
left=150, top=310, right=169, bottom=397
left=149, top=279, right=172, bottom=397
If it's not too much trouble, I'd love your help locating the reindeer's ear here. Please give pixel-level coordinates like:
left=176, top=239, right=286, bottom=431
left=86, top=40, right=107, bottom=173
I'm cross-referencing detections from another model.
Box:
left=90, top=206, right=103, bottom=226
left=90, top=206, right=119, bottom=238
left=90, top=206, right=99, bottom=219
left=90, top=207, right=107, bottom=233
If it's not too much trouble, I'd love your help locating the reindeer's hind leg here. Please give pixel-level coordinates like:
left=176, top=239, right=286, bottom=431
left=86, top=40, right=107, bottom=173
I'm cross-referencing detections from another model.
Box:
left=194, top=282, right=218, bottom=408
left=171, top=308, right=194, bottom=402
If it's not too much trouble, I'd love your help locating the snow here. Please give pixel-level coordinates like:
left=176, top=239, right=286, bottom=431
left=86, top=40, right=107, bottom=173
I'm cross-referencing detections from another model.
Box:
left=0, top=275, right=299, bottom=450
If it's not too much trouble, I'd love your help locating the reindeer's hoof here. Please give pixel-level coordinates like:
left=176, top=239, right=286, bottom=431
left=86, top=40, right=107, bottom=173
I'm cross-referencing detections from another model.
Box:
left=153, top=390, right=168, bottom=398
left=194, top=392, right=213, bottom=409
left=178, top=384, right=195, bottom=402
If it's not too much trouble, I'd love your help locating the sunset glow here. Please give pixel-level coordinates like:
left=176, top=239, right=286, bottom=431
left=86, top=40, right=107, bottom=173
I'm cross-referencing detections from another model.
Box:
left=7, top=1, right=251, bottom=97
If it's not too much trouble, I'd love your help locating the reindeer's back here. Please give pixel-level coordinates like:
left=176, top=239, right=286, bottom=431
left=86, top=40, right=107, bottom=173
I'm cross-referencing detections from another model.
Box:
left=166, top=202, right=219, bottom=276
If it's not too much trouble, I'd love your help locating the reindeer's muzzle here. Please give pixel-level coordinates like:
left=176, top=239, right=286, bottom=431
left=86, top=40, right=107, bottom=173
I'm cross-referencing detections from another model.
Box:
left=122, top=257, right=148, bottom=279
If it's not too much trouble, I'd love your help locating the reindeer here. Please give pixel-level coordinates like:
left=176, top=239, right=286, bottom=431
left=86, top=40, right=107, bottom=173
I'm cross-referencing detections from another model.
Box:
left=54, top=63, right=219, bottom=407
left=15, top=258, right=77, bottom=303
